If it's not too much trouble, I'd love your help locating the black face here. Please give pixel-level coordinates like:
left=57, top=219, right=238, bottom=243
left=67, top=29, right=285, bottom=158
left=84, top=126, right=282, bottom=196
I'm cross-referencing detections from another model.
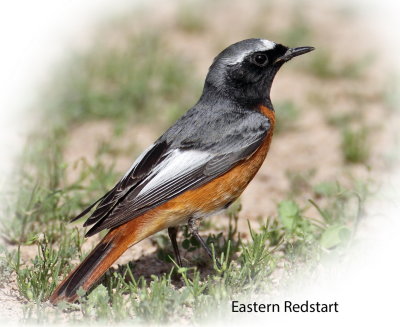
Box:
left=203, top=39, right=313, bottom=108
left=227, top=44, right=288, bottom=86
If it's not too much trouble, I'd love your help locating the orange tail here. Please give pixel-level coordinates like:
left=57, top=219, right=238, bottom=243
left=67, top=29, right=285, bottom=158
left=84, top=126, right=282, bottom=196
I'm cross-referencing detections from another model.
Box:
left=49, top=210, right=166, bottom=304
left=49, top=229, right=129, bottom=304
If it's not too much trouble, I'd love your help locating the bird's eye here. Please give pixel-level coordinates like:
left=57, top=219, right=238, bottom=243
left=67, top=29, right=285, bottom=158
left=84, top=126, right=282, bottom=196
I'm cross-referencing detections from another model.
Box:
left=253, top=53, right=268, bottom=66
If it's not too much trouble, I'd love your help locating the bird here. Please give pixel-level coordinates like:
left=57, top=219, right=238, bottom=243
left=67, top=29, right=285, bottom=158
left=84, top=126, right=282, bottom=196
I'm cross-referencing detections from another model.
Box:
left=49, top=38, right=314, bottom=304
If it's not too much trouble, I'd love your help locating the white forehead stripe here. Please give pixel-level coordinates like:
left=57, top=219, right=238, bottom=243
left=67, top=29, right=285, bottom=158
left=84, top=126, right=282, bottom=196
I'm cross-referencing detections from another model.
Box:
left=224, top=39, right=276, bottom=65
left=261, top=39, right=276, bottom=50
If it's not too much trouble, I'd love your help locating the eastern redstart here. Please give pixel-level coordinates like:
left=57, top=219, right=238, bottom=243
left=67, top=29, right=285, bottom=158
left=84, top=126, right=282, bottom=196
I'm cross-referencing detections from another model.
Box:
left=49, top=38, right=314, bottom=303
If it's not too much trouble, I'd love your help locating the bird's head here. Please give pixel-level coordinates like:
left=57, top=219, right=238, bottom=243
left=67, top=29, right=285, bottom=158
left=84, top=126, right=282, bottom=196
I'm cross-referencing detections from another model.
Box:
left=204, top=38, right=314, bottom=108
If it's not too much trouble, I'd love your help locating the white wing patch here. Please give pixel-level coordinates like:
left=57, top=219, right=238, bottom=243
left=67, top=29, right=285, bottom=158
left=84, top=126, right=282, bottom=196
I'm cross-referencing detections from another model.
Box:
left=137, top=149, right=211, bottom=197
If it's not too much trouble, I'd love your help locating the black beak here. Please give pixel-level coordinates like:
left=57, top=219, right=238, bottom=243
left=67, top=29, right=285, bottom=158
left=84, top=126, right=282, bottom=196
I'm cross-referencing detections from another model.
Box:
left=274, top=46, right=315, bottom=64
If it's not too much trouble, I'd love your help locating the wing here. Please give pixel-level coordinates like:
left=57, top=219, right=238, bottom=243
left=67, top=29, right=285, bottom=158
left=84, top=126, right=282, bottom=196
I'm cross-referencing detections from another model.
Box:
left=70, top=140, right=169, bottom=225
left=77, top=112, right=271, bottom=237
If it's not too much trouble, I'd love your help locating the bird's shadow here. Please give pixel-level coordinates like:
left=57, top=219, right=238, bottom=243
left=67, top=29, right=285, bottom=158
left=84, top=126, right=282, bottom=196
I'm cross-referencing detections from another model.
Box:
left=93, top=247, right=216, bottom=295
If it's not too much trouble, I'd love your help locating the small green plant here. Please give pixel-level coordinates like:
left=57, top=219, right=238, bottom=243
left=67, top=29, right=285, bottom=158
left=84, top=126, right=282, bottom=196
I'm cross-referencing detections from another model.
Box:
left=9, top=230, right=83, bottom=302
left=341, top=126, right=370, bottom=163
left=0, top=246, right=13, bottom=287
left=310, top=180, right=367, bottom=250
left=78, top=285, right=113, bottom=320
left=240, top=223, right=274, bottom=280
left=278, top=200, right=315, bottom=236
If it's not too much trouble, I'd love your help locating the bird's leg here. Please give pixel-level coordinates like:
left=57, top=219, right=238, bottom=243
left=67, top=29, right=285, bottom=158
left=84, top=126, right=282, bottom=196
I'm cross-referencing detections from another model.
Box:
left=168, top=227, right=183, bottom=267
left=188, top=217, right=221, bottom=269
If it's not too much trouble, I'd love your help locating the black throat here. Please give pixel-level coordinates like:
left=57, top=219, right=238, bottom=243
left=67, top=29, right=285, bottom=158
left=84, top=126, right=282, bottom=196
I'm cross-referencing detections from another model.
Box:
left=200, top=79, right=275, bottom=111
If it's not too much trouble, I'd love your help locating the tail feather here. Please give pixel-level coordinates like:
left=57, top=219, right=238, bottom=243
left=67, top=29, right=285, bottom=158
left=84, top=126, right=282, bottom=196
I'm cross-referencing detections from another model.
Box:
left=49, top=206, right=167, bottom=304
left=49, top=232, right=128, bottom=304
